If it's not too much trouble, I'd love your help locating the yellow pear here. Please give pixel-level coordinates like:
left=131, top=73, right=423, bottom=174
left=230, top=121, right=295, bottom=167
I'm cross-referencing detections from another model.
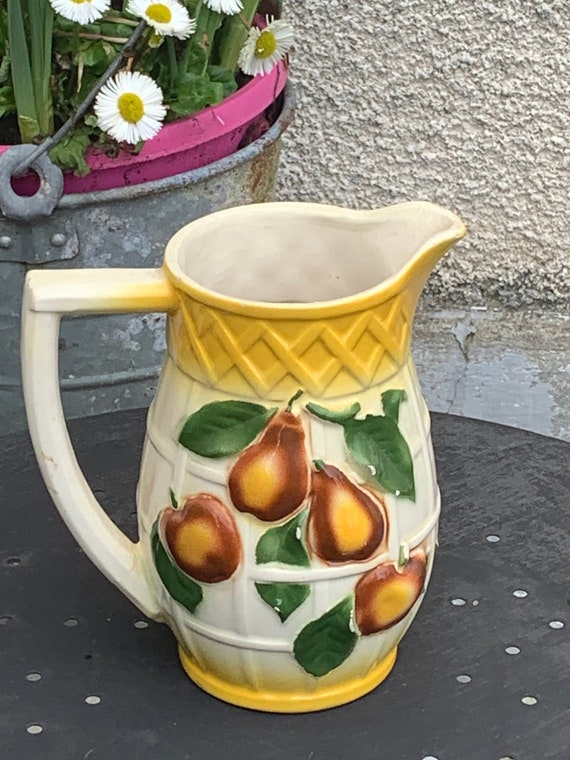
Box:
left=228, top=410, right=310, bottom=521
left=308, top=463, right=386, bottom=563
left=163, top=493, right=241, bottom=583
left=355, top=552, right=426, bottom=634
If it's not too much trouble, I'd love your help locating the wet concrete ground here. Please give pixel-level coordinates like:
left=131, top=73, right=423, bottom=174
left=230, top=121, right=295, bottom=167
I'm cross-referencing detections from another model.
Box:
left=413, top=307, right=569, bottom=442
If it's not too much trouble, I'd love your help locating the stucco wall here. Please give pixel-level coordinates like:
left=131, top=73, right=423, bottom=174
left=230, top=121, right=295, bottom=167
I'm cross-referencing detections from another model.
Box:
left=276, top=0, right=570, bottom=441
left=277, top=0, right=570, bottom=309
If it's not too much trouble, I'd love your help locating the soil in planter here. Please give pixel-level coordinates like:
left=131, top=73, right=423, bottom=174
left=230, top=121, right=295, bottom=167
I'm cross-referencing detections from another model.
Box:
left=0, top=114, right=22, bottom=146
left=237, top=90, right=285, bottom=151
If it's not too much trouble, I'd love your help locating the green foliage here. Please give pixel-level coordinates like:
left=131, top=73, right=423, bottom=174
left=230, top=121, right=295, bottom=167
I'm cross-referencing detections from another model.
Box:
left=178, top=400, right=277, bottom=459
left=151, top=519, right=203, bottom=614
left=168, top=73, right=224, bottom=117
left=48, top=128, right=91, bottom=175
left=255, top=582, right=311, bottom=623
left=381, top=389, right=407, bottom=423
left=255, top=510, right=311, bottom=567
left=0, top=84, right=15, bottom=119
left=0, top=4, right=8, bottom=58
left=0, top=0, right=270, bottom=167
left=217, top=0, right=259, bottom=72
left=293, top=596, right=358, bottom=677
left=208, top=65, right=238, bottom=99
left=305, top=401, right=361, bottom=424
left=306, top=391, right=416, bottom=500
left=6, top=0, right=54, bottom=141
left=344, top=415, right=416, bottom=500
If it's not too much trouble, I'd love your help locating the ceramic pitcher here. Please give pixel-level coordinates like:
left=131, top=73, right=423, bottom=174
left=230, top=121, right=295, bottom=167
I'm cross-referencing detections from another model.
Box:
left=21, top=201, right=465, bottom=712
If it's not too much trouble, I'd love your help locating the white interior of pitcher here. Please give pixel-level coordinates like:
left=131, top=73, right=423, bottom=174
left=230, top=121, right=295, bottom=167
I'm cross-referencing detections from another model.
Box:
left=165, top=202, right=459, bottom=304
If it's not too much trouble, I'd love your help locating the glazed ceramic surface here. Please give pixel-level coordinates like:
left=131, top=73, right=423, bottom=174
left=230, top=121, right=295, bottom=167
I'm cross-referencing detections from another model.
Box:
left=21, top=201, right=465, bottom=711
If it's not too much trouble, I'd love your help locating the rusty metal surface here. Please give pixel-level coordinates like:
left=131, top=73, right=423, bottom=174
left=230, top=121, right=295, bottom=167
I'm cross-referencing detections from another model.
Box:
left=1, top=84, right=295, bottom=433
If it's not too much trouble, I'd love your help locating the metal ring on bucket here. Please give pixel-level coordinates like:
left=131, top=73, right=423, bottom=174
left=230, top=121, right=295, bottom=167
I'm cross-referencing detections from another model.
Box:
left=0, top=145, right=64, bottom=221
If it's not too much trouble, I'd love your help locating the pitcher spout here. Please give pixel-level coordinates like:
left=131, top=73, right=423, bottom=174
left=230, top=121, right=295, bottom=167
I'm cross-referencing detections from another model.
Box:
left=362, top=201, right=466, bottom=309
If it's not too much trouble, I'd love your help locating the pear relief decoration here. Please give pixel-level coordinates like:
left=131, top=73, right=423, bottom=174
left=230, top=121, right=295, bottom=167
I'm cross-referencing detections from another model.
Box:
left=151, top=490, right=242, bottom=616
left=162, top=494, right=241, bottom=584
left=307, top=461, right=387, bottom=564
left=229, top=391, right=310, bottom=522
left=354, top=551, right=427, bottom=635
left=152, top=388, right=425, bottom=678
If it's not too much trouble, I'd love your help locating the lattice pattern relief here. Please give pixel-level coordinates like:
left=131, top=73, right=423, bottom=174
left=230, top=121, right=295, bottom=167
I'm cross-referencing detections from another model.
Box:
left=169, top=292, right=412, bottom=399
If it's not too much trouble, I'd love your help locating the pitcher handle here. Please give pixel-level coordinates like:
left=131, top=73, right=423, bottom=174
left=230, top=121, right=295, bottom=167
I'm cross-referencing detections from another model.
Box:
left=21, top=268, right=177, bottom=618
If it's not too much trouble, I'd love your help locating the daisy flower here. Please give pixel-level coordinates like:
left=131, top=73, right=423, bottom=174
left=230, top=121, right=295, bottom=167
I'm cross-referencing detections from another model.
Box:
left=127, top=0, right=196, bottom=39
left=94, top=71, right=166, bottom=145
left=48, top=0, right=111, bottom=25
left=238, top=18, right=294, bottom=77
left=203, top=0, right=243, bottom=15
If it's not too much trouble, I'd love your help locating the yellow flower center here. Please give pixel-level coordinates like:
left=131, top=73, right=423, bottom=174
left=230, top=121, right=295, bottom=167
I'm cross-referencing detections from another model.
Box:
left=146, top=3, right=172, bottom=23
left=254, top=30, right=277, bottom=59
left=118, top=93, right=145, bottom=124
left=71, top=0, right=91, bottom=4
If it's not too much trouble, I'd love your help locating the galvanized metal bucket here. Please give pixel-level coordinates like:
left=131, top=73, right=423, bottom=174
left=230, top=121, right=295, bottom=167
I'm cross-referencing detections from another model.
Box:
left=1, top=84, right=294, bottom=433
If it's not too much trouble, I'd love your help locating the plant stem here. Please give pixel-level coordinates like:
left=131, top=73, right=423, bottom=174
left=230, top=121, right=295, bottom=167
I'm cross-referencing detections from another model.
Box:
left=29, top=0, right=54, bottom=136
left=167, top=38, right=177, bottom=90
left=217, top=0, right=259, bottom=72
left=179, top=0, right=202, bottom=80
left=7, top=0, right=39, bottom=142
left=200, top=10, right=219, bottom=76
left=286, top=389, right=303, bottom=411
left=0, top=55, right=10, bottom=85
left=104, top=15, right=139, bottom=26
left=55, top=31, right=130, bottom=44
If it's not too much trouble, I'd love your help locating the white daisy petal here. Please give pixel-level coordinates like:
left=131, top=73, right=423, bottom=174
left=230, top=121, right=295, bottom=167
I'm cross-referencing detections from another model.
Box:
left=238, top=18, right=294, bottom=77
left=94, top=71, right=166, bottom=145
left=127, top=0, right=196, bottom=39
left=204, top=0, right=243, bottom=15
left=49, top=0, right=111, bottom=24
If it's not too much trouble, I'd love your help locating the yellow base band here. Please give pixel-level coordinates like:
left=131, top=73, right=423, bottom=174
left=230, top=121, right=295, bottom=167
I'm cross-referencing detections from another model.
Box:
left=178, top=646, right=398, bottom=713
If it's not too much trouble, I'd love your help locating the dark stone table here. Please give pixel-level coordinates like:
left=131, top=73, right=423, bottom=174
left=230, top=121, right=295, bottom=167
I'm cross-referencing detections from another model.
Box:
left=1, top=410, right=568, bottom=760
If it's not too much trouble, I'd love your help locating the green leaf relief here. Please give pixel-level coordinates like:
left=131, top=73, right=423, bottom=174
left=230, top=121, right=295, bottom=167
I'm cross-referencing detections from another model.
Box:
left=344, top=416, right=416, bottom=500
left=151, top=520, right=203, bottom=614
left=306, top=393, right=415, bottom=501
left=169, top=488, right=178, bottom=509
left=255, top=509, right=310, bottom=567
left=381, top=389, right=407, bottom=423
left=293, top=595, right=358, bottom=677
left=305, top=401, right=361, bottom=424
left=178, top=400, right=277, bottom=458
left=255, top=582, right=311, bottom=623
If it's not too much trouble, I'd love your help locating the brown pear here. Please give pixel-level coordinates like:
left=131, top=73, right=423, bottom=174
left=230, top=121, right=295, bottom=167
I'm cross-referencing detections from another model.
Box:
left=162, top=493, right=241, bottom=583
left=308, top=463, right=386, bottom=563
left=355, top=552, right=427, bottom=635
left=228, top=410, right=310, bottom=522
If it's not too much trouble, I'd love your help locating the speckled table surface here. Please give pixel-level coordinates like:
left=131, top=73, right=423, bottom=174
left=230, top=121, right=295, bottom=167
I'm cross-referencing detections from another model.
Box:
left=1, top=410, right=569, bottom=760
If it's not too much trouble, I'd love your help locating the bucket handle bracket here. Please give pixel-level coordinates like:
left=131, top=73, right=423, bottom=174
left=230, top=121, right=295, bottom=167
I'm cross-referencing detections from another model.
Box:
left=0, top=145, right=64, bottom=221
